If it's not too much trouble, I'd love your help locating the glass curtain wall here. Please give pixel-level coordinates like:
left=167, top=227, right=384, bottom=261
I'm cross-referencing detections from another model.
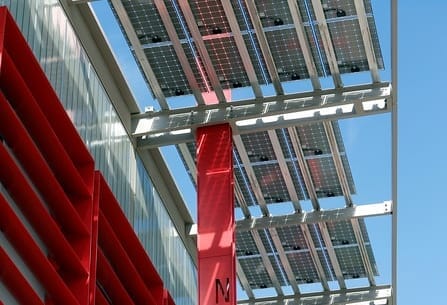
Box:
left=0, top=1, right=197, bottom=304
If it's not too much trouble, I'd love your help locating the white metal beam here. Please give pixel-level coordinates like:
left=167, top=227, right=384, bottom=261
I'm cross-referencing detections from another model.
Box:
left=236, top=201, right=392, bottom=231
left=177, top=1, right=227, bottom=103
left=312, top=0, right=343, bottom=87
left=351, top=218, right=376, bottom=286
left=233, top=135, right=270, bottom=216
left=323, top=120, right=376, bottom=285
left=153, top=0, right=205, bottom=105
left=317, top=223, right=346, bottom=289
left=250, top=230, right=284, bottom=296
left=268, top=228, right=301, bottom=295
left=353, top=0, right=380, bottom=83
left=237, top=285, right=392, bottom=305
left=220, top=1, right=263, bottom=98
left=323, top=121, right=353, bottom=206
left=310, top=0, right=342, bottom=87
left=133, top=83, right=392, bottom=147
left=244, top=0, right=283, bottom=95
left=287, top=0, right=321, bottom=90
left=300, top=224, right=330, bottom=290
left=237, top=258, right=255, bottom=299
left=109, top=0, right=169, bottom=109
left=391, top=0, right=398, bottom=303
left=287, top=127, right=320, bottom=211
left=267, top=130, right=302, bottom=212
left=234, top=178, right=252, bottom=219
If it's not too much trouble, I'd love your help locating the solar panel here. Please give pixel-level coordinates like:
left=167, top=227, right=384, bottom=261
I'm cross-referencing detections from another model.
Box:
left=111, top=0, right=384, bottom=98
left=235, top=218, right=377, bottom=291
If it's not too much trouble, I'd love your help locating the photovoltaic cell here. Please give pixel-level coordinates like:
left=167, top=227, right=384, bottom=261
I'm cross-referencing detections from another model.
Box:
left=265, top=28, right=310, bottom=81
left=239, top=257, right=273, bottom=289
left=205, top=37, right=250, bottom=89
left=143, top=46, right=192, bottom=96
left=189, top=0, right=231, bottom=36
left=113, top=0, right=384, bottom=97
left=121, top=0, right=169, bottom=43
left=237, top=231, right=260, bottom=256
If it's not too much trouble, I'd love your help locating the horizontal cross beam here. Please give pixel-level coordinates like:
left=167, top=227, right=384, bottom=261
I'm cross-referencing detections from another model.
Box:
left=133, top=83, right=392, bottom=148
left=188, top=201, right=392, bottom=236
left=237, top=201, right=392, bottom=232
left=237, top=285, right=391, bottom=305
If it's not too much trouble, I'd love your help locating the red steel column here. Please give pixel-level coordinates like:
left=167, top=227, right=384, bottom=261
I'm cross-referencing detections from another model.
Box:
left=197, top=123, right=235, bottom=305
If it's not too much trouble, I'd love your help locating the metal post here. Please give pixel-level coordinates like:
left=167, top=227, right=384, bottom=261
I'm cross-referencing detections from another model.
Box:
left=197, top=123, right=236, bottom=305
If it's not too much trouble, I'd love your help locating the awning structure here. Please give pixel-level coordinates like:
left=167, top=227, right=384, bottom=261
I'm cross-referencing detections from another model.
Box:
left=99, top=0, right=397, bottom=304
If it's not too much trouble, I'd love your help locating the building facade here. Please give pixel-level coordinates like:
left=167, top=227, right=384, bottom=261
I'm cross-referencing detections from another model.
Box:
left=0, top=1, right=197, bottom=304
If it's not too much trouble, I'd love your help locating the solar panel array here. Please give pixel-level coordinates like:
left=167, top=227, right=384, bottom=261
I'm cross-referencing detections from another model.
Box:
left=235, top=219, right=378, bottom=289
left=109, top=0, right=388, bottom=302
left=113, top=0, right=383, bottom=99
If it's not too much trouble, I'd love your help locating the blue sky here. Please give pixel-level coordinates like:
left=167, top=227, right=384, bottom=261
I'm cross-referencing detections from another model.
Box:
left=92, top=1, right=445, bottom=304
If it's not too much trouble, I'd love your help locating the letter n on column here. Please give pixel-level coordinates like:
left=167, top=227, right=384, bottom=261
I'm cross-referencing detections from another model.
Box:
left=197, top=123, right=236, bottom=305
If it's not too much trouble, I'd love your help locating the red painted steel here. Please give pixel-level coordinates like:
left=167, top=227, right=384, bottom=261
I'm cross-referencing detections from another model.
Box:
left=0, top=7, right=177, bottom=305
left=96, top=249, right=136, bottom=305
left=95, top=173, right=175, bottom=305
left=0, top=193, right=80, bottom=305
left=0, top=7, right=94, bottom=193
left=0, top=248, right=44, bottom=305
left=197, top=123, right=236, bottom=305
left=97, top=174, right=164, bottom=288
left=0, top=141, right=88, bottom=277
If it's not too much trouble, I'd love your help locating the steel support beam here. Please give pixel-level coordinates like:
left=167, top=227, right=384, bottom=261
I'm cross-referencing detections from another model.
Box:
left=323, top=121, right=353, bottom=206
left=324, top=121, right=377, bottom=285
left=353, top=0, right=380, bottom=83
left=391, top=1, right=398, bottom=304
left=236, top=201, right=391, bottom=232
left=153, top=0, right=205, bottom=105
left=237, top=285, right=391, bottom=305
left=234, top=178, right=252, bottom=218
left=244, top=0, right=283, bottom=95
left=268, top=228, right=301, bottom=295
left=299, top=224, right=330, bottom=290
left=233, top=135, right=270, bottom=216
left=267, top=130, right=302, bottom=212
left=317, top=223, right=346, bottom=289
left=310, top=0, right=342, bottom=87
left=109, top=0, right=168, bottom=109
left=220, top=1, right=263, bottom=98
left=236, top=259, right=255, bottom=299
left=250, top=230, right=284, bottom=296
left=134, top=83, right=391, bottom=148
left=351, top=218, right=376, bottom=286
left=177, top=1, right=227, bottom=103
left=287, top=127, right=320, bottom=211
left=287, top=0, right=321, bottom=90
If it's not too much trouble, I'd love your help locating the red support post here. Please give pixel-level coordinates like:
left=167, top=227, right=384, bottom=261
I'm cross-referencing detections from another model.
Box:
left=196, top=123, right=236, bottom=305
